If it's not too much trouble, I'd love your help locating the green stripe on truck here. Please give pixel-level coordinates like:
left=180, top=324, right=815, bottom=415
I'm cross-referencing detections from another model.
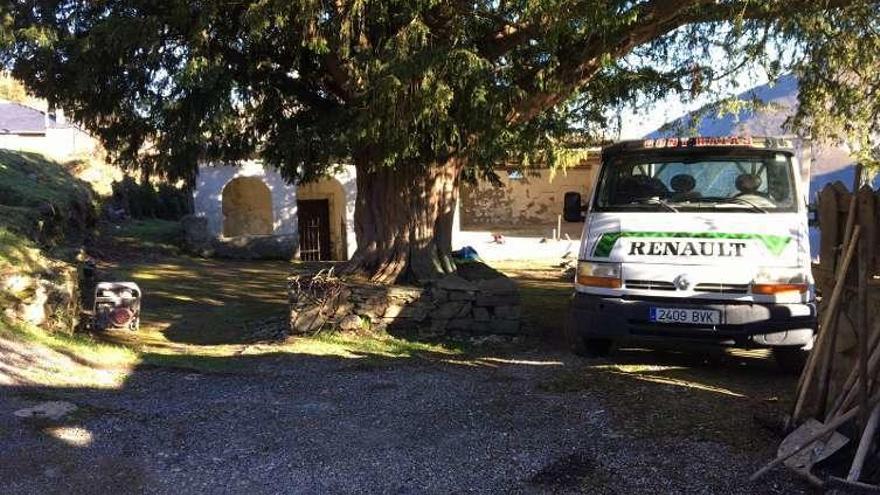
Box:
left=592, top=232, right=792, bottom=257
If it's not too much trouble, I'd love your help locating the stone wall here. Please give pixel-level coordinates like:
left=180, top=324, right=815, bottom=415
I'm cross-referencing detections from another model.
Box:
left=181, top=215, right=297, bottom=260
left=2, top=259, right=80, bottom=333
left=288, top=271, right=523, bottom=339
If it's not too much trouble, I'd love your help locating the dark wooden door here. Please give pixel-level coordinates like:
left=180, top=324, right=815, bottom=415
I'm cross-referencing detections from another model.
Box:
left=297, top=199, right=331, bottom=261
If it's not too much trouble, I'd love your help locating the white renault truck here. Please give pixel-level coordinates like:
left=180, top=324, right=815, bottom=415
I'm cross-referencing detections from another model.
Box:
left=563, top=136, right=815, bottom=370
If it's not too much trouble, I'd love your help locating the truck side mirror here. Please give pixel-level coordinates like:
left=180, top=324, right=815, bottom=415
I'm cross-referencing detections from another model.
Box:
left=563, top=192, right=586, bottom=222
left=807, top=202, right=819, bottom=228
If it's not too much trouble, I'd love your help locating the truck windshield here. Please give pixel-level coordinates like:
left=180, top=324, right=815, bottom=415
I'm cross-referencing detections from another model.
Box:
left=594, top=151, right=797, bottom=213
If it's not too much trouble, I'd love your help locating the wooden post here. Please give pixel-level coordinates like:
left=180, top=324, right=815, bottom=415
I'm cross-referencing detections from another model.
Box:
left=857, top=185, right=874, bottom=429
left=792, top=227, right=861, bottom=425
left=839, top=166, right=862, bottom=266
left=847, top=403, right=880, bottom=482
left=819, top=186, right=840, bottom=268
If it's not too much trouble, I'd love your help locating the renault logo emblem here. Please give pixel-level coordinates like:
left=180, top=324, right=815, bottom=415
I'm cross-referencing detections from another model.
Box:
left=674, top=274, right=691, bottom=290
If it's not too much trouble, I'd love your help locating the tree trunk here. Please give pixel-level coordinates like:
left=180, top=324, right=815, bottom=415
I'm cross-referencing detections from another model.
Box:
left=345, top=155, right=463, bottom=284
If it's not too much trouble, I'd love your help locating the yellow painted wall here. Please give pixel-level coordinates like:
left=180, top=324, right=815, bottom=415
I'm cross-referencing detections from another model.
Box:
left=460, top=165, right=598, bottom=230
left=222, top=177, right=274, bottom=236
left=297, top=178, right=348, bottom=260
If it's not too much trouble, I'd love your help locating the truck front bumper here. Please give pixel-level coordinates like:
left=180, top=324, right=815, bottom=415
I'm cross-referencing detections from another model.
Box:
left=567, top=292, right=816, bottom=349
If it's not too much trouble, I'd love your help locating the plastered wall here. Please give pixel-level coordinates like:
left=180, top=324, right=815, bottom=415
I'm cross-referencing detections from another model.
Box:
left=192, top=162, right=358, bottom=260
left=460, top=165, right=598, bottom=229
left=0, top=128, right=97, bottom=159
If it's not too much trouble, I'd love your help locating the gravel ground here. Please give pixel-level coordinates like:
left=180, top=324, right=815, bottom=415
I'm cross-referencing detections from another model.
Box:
left=0, top=349, right=806, bottom=495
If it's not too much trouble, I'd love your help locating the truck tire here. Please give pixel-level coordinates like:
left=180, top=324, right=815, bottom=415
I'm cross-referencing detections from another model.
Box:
left=564, top=314, right=613, bottom=357
left=773, top=347, right=808, bottom=373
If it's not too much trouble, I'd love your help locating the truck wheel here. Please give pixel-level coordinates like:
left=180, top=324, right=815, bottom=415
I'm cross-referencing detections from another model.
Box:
left=773, top=347, right=808, bottom=373
left=582, top=339, right=614, bottom=357
left=567, top=329, right=613, bottom=357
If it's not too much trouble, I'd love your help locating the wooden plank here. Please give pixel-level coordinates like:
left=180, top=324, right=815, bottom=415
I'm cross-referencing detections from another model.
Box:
left=859, top=186, right=877, bottom=274
left=792, top=227, right=861, bottom=425
left=752, top=393, right=877, bottom=482
left=819, top=185, right=840, bottom=269
left=827, top=476, right=880, bottom=494
left=839, top=165, right=863, bottom=269
left=847, top=403, right=880, bottom=482
left=857, top=185, right=874, bottom=428
left=827, top=331, right=880, bottom=422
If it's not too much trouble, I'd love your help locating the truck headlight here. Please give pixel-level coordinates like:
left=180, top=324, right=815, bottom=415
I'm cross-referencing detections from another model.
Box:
left=751, top=268, right=808, bottom=295
left=576, top=261, right=622, bottom=289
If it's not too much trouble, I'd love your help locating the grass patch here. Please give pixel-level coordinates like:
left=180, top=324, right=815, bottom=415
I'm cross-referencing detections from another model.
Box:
left=0, top=228, right=50, bottom=274
left=138, top=352, right=259, bottom=374
left=134, top=332, right=465, bottom=375
left=0, top=150, right=95, bottom=245
left=493, top=260, right=571, bottom=341
left=109, top=219, right=182, bottom=254
left=0, top=150, right=93, bottom=210
left=310, top=331, right=463, bottom=358
left=0, top=317, right=136, bottom=369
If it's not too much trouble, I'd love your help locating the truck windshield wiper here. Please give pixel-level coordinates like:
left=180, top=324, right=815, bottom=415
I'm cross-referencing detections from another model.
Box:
left=701, top=196, right=769, bottom=213
left=629, top=197, right=679, bottom=212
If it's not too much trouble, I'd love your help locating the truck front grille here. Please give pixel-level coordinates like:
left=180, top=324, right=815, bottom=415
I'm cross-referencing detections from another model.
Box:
left=625, top=279, right=676, bottom=291
left=694, top=283, right=749, bottom=294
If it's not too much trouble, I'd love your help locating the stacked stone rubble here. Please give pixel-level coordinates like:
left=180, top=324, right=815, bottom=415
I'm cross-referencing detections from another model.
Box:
left=288, top=273, right=522, bottom=338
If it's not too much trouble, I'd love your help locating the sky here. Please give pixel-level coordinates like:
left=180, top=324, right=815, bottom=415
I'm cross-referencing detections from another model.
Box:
left=612, top=54, right=776, bottom=139
left=614, top=78, right=769, bottom=139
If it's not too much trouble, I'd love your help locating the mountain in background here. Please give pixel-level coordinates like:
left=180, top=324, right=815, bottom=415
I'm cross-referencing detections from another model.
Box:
left=646, top=75, right=877, bottom=257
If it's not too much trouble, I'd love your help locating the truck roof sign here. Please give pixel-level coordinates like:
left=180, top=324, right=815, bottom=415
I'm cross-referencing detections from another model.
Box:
left=644, top=136, right=755, bottom=148
left=602, top=136, right=798, bottom=160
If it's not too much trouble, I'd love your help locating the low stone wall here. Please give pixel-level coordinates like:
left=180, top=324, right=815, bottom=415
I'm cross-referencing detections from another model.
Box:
left=288, top=271, right=523, bottom=339
left=2, top=261, right=79, bottom=333
left=181, top=215, right=296, bottom=260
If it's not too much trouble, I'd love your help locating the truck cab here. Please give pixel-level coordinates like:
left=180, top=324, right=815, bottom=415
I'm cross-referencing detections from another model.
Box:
left=564, top=137, right=815, bottom=370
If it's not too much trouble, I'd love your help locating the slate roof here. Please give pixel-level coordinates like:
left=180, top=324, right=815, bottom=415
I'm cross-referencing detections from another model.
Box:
left=0, top=101, right=56, bottom=134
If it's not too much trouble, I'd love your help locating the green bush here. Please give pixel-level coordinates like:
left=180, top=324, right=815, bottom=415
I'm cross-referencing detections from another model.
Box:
left=111, top=177, right=192, bottom=220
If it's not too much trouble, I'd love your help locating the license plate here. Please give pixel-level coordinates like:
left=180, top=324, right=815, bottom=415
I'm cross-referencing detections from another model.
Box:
left=650, top=307, right=720, bottom=325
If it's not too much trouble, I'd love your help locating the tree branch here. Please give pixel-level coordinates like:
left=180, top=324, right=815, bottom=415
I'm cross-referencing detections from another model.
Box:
left=320, top=52, right=355, bottom=102
left=506, top=0, right=871, bottom=125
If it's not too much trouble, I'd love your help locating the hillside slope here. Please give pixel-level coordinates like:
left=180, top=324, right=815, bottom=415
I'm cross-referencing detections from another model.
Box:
left=0, top=150, right=96, bottom=331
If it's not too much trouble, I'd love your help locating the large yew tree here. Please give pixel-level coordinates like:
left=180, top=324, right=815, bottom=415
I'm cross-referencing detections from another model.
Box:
left=2, top=0, right=879, bottom=282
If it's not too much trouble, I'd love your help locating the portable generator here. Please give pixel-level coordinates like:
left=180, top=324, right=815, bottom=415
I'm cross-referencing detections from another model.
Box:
left=93, top=282, right=141, bottom=331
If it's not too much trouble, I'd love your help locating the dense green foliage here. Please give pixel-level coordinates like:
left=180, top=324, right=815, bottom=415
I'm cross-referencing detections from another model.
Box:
left=110, top=177, right=192, bottom=221
left=0, top=71, right=28, bottom=102
left=2, top=1, right=878, bottom=181
left=789, top=2, right=880, bottom=168
left=3, top=1, right=880, bottom=281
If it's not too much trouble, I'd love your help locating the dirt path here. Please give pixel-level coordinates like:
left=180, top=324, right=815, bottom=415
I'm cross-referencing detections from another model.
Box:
left=0, top=348, right=803, bottom=494
left=0, top=255, right=805, bottom=493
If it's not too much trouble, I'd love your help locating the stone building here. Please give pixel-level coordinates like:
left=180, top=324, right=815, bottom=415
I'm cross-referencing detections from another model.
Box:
left=191, top=157, right=599, bottom=261
left=192, top=161, right=357, bottom=261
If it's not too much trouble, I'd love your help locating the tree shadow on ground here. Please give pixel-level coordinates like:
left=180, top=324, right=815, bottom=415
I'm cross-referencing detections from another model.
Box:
left=39, top=252, right=808, bottom=491
left=539, top=346, right=797, bottom=452
left=98, top=257, right=317, bottom=346
left=0, top=342, right=807, bottom=494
